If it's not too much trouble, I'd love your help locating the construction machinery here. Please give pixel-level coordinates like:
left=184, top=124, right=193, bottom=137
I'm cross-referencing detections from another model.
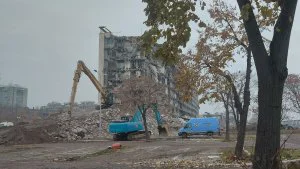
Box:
left=108, top=103, right=169, bottom=141
left=68, top=60, right=113, bottom=115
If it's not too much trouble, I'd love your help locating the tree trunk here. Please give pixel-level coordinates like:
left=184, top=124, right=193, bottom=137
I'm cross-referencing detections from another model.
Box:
left=253, top=77, right=284, bottom=169
left=235, top=49, right=252, bottom=158
left=138, top=105, right=150, bottom=141
left=235, top=109, right=248, bottom=157
left=230, top=99, right=239, bottom=131
left=252, top=1, right=298, bottom=168
left=141, top=110, right=151, bottom=141
left=221, top=92, right=231, bottom=141
left=225, top=105, right=230, bottom=141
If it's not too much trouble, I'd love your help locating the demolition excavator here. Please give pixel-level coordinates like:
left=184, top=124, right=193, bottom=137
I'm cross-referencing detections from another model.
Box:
left=68, top=60, right=169, bottom=140
left=108, top=103, right=169, bottom=141
left=68, top=60, right=112, bottom=115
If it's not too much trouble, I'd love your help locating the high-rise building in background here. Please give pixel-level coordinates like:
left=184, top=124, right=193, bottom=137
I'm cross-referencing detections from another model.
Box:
left=0, top=85, right=28, bottom=108
left=98, top=27, right=199, bottom=117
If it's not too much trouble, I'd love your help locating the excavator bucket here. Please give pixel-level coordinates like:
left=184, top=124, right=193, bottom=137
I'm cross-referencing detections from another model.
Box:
left=158, top=125, right=169, bottom=136
left=151, top=103, right=170, bottom=137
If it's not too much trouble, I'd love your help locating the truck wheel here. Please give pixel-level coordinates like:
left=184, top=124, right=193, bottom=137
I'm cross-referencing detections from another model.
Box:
left=207, top=132, right=213, bottom=137
left=182, top=133, right=188, bottom=138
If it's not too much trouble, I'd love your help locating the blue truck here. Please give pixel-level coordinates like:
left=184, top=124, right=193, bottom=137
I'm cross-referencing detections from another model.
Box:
left=178, top=117, right=220, bottom=138
left=108, top=104, right=168, bottom=141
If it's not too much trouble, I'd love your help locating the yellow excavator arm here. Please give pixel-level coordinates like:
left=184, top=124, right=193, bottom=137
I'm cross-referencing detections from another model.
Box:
left=68, top=60, right=107, bottom=114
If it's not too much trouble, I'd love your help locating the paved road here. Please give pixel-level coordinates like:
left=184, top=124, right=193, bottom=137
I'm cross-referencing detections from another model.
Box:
left=0, top=134, right=299, bottom=169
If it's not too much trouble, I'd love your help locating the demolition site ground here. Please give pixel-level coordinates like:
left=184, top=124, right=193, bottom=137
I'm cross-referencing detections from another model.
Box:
left=1, top=134, right=300, bottom=169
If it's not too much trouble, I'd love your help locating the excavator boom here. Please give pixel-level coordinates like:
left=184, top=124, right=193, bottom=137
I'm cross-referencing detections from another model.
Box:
left=68, top=60, right=109, bottom=114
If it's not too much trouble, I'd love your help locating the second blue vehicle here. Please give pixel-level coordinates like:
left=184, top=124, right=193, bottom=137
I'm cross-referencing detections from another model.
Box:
left=178, top=117, right=221, bottom=138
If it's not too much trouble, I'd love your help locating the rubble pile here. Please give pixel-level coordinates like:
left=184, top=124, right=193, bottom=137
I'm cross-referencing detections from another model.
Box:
left=144, top=112, right=161, bottom=136
left=145, top=112, right=186, bottom=136
left=165, top=116, right=186, bottom=128
left=50, top=108, right=123, bottom=140
left=0, top=107, right=188, bottom=144
left=52, top=107, right=185, bottom=140
left=130, top=154, right=225, bottom=169
left=0, top=120, right=58, bottom=145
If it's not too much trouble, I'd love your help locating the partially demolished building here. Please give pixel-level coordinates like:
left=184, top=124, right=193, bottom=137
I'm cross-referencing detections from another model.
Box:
left=98, top=27, right=199, bottom=117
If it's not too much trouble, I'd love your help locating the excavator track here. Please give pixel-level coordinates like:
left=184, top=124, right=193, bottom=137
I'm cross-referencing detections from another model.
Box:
left=127, top=131, right=145, bottom=141
left=113, top=131, right=151, bottom=141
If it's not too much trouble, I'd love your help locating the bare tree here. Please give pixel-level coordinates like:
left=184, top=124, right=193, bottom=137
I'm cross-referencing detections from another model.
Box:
left=114, top=76, right=169, bottom=141
left=216, top=72, right=255, bottom=141
left=143, top=0, right=298, bottom=167
left=284, top=74, right=300, bottom=113
left=219, top=88, right=232, bottom=141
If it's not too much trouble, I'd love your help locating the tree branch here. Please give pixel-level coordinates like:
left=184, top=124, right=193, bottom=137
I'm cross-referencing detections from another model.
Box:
left=223, top=14, right=248, bottom=50
left=269, top=0, right=298, bottom=80
left=224, top=73, right=244, bottom=115
left=238, top=78, right=245, bottom=98
left=242, top=49, right=252, bottom=113
left=290, top=89, right=300, bottom=111
left=236, top=0, right=269, bottom=77
left=204, top=61, right=243, bottom=115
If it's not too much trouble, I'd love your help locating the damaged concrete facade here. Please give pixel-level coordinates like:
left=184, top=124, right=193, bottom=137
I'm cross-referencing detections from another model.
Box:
left=98, top=29, right=199, bottom=117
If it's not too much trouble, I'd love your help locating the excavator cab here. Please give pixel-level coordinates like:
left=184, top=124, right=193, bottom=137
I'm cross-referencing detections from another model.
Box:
left=95, top=92, right=114, bottom=110
left=121, top=115, right=133, bottom=122
left=109, top=115, right=133, bottom=123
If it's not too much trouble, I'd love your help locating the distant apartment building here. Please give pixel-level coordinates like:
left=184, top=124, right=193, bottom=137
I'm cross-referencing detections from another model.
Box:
left=40, top=102, right=65, bottom=114
left=40, top=101, right=97, bottom=117
left=98, top=27, right=199, bottom=117
left=0, top=85, right=28, bottom=108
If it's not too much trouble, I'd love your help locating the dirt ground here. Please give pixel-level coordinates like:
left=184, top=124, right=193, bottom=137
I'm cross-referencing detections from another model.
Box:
left=1, top=134, right=300, bottom=169
left=0, top=120, right=59, bottom=145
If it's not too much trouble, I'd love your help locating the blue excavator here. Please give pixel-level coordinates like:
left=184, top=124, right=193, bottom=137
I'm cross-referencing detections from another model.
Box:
left=108, top=103, right=169, bottom=141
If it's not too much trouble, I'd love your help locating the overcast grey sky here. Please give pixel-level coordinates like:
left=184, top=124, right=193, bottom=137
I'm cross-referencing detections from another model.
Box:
left=0, top=1, right=299, bottom=113
left=0, top=0, right=148, bottom=108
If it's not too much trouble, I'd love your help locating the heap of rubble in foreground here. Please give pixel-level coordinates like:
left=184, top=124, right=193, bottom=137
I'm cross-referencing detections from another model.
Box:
left=0, top=107, right=186, bottom=144
left=51, top=107, right=185, bottom=141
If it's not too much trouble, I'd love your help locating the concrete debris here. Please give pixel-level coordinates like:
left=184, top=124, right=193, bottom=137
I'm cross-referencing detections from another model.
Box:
left=0, top=107, right=187, bottom=144
left=243, top=148, right=251, bottom=157
left=130, top=156, right=247, bottom=169
left=207, top=155, right=220, bottom=159
left=0, top=121, right=14, bottom=128
left=51, top=107, right=185, bottom=141
left=49, top=108, right=123, bottom=141
left=0, top=120, right=58, bottom=145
